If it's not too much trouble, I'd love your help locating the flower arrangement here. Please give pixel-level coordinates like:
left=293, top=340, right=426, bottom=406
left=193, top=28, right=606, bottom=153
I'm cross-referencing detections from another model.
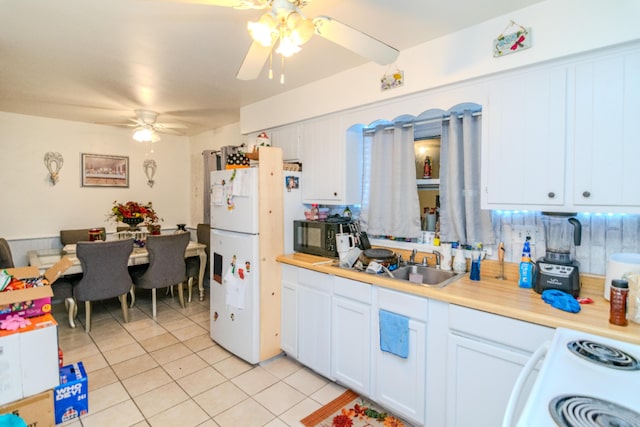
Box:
left=109, top=200, right=161, bottom=227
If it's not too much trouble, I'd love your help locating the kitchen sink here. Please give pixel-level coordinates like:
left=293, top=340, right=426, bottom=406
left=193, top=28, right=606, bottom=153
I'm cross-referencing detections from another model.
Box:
left=390, top=264, right=465, bottom=288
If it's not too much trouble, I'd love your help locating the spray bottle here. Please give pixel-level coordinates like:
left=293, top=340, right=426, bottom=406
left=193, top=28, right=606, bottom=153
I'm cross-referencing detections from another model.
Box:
left=518, top=237, right=534, bottom=288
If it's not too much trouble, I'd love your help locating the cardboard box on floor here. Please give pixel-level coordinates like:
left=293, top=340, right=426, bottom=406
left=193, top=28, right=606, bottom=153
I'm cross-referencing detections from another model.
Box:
left=0, top=389, right=55, bottom=427
left=0, top=258, right=73, bottom=319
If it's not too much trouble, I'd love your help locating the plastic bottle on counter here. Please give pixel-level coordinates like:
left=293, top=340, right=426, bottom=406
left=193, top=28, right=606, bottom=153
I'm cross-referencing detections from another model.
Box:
left=343, top=206, right=352, bottom=218
left=518, top=237, right=534, bottom=288
left=453, top=247, right=466, bottom=273
left=609, top=279, right=629, bottom=326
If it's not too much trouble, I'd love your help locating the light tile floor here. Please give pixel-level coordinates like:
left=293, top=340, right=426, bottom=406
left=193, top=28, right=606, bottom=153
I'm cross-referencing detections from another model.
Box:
left=53, top=288, right=346, bottom=427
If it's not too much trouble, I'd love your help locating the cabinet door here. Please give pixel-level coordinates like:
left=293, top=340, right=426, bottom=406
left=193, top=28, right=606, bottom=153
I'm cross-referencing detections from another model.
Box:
left=301, top=116, right=344, bottom=203
left=270, top=125, right=301, bottom=161
left=373, top=288, right=428, bottom=425
left=280, top=279, right=298, bottom=357
left=332, top=296, right=371, bottom=395
left=372, top=318, right=426, bottom=425
left=298, top=285, right=332, bottom=378
left=484, top=67, right=567, bottom=209
left=572, top=51, right=640, bottom=209
left=445, top=333, right=533, bottom=427
left=445, top=305, right=553, bottom=427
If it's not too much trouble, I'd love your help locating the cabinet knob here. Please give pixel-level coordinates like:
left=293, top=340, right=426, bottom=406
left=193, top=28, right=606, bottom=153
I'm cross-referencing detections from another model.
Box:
left=547, top=192, right=555, bottom=199
left=333, top=192, right=338, bottom=197
left=582, top=191, right=591, bottom=198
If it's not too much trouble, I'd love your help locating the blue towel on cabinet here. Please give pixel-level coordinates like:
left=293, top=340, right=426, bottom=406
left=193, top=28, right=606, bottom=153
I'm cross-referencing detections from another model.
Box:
left=379, top=309, right=409, bottom=358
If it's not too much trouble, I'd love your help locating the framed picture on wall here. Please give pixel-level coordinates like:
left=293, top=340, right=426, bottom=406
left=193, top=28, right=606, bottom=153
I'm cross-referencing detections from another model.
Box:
left=81, top=153, right=129, bottom=187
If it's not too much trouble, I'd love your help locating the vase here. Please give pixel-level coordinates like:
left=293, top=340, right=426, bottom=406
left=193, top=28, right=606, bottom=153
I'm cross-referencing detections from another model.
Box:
left=122, top=216, right=144, bottom=230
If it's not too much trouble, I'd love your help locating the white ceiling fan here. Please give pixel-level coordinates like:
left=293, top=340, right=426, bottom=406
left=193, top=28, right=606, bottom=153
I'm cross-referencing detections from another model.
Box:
left=170, top=0, right=400, bottom=81
left=124, top=109, right=187, bottom=142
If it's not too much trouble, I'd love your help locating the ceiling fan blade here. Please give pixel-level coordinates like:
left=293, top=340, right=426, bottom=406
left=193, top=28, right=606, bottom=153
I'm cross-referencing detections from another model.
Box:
left=154, top=127, right=184, bottom=136
left=236, top=40, right=274, bottom=80
left=313, top=16, right=399, bottom=65
left=155, top=122, right=188, bottom=130
left=165, top=0, right=268, bottom=9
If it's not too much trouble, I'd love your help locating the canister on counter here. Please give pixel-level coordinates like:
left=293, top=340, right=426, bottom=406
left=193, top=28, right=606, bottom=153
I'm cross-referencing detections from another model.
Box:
left=609, top=279, right=629, bottom=326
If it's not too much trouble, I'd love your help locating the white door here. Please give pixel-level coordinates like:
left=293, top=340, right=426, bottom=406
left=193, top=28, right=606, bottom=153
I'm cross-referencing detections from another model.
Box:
left=210, top=229, right=260, bottom=364
left=210, top=168, right=259, bottom=234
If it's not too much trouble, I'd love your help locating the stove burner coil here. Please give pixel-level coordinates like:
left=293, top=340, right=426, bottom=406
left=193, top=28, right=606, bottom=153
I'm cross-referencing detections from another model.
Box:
left=567, top=340, right=640, bottom=371
left=550, top=395, right=640, bottom=427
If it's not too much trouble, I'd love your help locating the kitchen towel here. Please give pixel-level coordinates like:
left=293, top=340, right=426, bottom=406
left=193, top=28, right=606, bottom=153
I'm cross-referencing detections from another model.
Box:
left=541, top=289, right=581, bottom=313
left=379, top=309, right=409, bottom=358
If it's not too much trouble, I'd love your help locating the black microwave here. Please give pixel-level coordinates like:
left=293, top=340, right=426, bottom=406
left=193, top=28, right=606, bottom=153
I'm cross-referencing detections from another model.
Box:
left=293, top=219, right=353, bottom=258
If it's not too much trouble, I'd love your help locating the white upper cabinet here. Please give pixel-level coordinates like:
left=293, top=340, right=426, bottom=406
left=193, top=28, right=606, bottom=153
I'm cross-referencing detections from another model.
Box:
left=270, top=124, right=301, bottom=161
left=571, top=50, right=640, bottom=210
left=483, top=44, right=640, bottom=213
left=300, top=116, right=363, bottom=205
left=483, top=67, right=568, bottom=209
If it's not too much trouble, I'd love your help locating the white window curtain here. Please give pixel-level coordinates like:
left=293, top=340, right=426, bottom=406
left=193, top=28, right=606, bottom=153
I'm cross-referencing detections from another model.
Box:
left=439, top=110, right=495, bottom=245
left=360, top=123, right=422, bottom=238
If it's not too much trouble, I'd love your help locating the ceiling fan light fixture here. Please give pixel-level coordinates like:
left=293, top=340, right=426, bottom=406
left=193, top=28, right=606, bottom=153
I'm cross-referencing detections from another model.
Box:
left=288, top=13, right=314, bottom=45
left=248, top=13, right=277, bottom=47
left=133, top=125, right=160, bottom=143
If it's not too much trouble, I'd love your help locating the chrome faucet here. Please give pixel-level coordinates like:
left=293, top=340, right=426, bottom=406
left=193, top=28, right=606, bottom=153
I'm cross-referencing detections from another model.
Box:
left=409, top=249, right=418, bottom=264
left=432, top=250, right=442, bottom=268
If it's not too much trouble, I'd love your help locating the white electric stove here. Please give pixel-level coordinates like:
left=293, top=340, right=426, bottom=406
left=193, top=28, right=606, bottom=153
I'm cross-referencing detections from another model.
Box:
left=505, top=327, right=640, bottom=427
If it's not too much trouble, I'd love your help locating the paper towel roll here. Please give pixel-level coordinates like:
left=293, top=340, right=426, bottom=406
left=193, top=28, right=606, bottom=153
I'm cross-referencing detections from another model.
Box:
left=604, top=253, right=640, bottom=300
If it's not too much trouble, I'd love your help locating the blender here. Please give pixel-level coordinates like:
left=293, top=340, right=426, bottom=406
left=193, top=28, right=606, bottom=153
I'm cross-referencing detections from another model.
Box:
left=534, top=212, right=582, bottom=297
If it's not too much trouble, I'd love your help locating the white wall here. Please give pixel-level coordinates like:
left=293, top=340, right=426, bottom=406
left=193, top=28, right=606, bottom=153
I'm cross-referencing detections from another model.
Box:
left=0, top=111, right=191, bottom=241
left=241, top=0, right=640, bottom=132
left=188, top=123, right=242, bottom=226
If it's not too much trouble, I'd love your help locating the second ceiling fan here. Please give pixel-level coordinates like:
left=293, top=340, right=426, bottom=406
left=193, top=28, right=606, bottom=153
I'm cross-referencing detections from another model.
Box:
left=172, top=0, right=400, bottom=82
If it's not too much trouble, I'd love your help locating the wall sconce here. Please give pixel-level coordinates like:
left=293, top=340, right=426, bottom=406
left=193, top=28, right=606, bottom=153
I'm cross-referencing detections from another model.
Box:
left=143, top=159, right=157, bottom=187
left=44, top=152, right=63, bottom=185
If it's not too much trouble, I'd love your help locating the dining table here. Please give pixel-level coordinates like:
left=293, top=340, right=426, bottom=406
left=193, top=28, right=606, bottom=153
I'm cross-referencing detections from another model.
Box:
left=28, top=241, right=208, bottom=301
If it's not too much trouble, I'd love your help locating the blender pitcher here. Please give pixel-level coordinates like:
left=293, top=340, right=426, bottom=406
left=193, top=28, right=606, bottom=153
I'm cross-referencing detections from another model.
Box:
left=542, top=212, right=582, bottom=264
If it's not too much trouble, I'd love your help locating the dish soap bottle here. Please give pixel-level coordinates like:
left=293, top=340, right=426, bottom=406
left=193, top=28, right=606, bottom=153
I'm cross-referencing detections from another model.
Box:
left=343, top=206, right=352, bottom=218
left=518, top=237, right=534, bottom=288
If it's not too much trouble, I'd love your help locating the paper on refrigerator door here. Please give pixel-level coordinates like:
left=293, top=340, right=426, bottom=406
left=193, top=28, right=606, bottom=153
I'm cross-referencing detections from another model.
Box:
left=223, top=267, right=245, bottom=309
left=231, top=169, right=250, bottom=197
left=212, top=183, right=225, bottom=205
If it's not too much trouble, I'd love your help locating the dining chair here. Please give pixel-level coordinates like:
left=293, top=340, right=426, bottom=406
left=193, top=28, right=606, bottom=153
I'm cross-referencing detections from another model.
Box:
left=0, top=238, right=15, bottom=268
left=74, top=239, right=134, bottom=333
left=60, top=228, right=106, bottom=246
left=185, top=223, right=210, bottom=302
left=51, top=278, right=77, bottom=328
left=131, top=233, right=190, bottom=318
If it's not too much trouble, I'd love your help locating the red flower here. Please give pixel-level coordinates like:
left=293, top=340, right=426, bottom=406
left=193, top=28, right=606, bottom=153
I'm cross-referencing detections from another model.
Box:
left=332, top=414, right=354, bottom=427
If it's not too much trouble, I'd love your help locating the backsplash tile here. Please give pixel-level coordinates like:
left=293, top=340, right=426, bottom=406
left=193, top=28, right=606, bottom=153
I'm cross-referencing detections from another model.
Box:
left=493, top=212, right=640, bottom=275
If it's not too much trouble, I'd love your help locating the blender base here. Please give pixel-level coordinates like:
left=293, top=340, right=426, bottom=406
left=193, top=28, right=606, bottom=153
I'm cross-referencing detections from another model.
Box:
left=534, top=259, right=581, bottom=297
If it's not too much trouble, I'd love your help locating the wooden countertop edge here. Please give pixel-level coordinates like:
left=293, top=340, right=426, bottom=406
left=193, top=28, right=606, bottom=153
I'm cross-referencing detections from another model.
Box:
left=276, top=253, right=640, bottom=345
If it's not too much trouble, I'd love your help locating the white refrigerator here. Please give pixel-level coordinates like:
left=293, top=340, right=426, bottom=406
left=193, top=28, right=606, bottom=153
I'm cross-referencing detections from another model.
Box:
left=210, top=167, right=303, bottom=364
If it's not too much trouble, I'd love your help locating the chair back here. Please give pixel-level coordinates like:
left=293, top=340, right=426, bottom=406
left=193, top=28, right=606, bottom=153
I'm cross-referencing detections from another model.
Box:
left=75, top=239, right=134, bottom=302
left=196, top=224, right=210, bottom=257
left=136, top=233, right=190, bottom=290
left=0, top=238, right=15, bottom=269
left=60, top=228, right=106, bottom=246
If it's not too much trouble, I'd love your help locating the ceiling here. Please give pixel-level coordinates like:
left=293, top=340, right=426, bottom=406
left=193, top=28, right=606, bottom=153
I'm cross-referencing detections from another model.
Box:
left=0, top=0, right=545, bottom=136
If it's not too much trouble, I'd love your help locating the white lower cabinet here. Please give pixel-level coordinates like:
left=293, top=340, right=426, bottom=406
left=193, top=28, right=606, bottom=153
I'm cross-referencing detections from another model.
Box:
left=281, top=266, right=557, bottom=427
left=297, top=268, right=333, bottom=379
left=331, top=277, right=372, bottom=396
left=444, top=305, right=554, bottom=427
left=372, top=287, right=428, bottom=426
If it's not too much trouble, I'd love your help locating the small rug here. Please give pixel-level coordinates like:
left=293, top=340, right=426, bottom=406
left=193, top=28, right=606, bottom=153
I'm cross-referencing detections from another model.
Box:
left=300, top=389, right=414, bottom=427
